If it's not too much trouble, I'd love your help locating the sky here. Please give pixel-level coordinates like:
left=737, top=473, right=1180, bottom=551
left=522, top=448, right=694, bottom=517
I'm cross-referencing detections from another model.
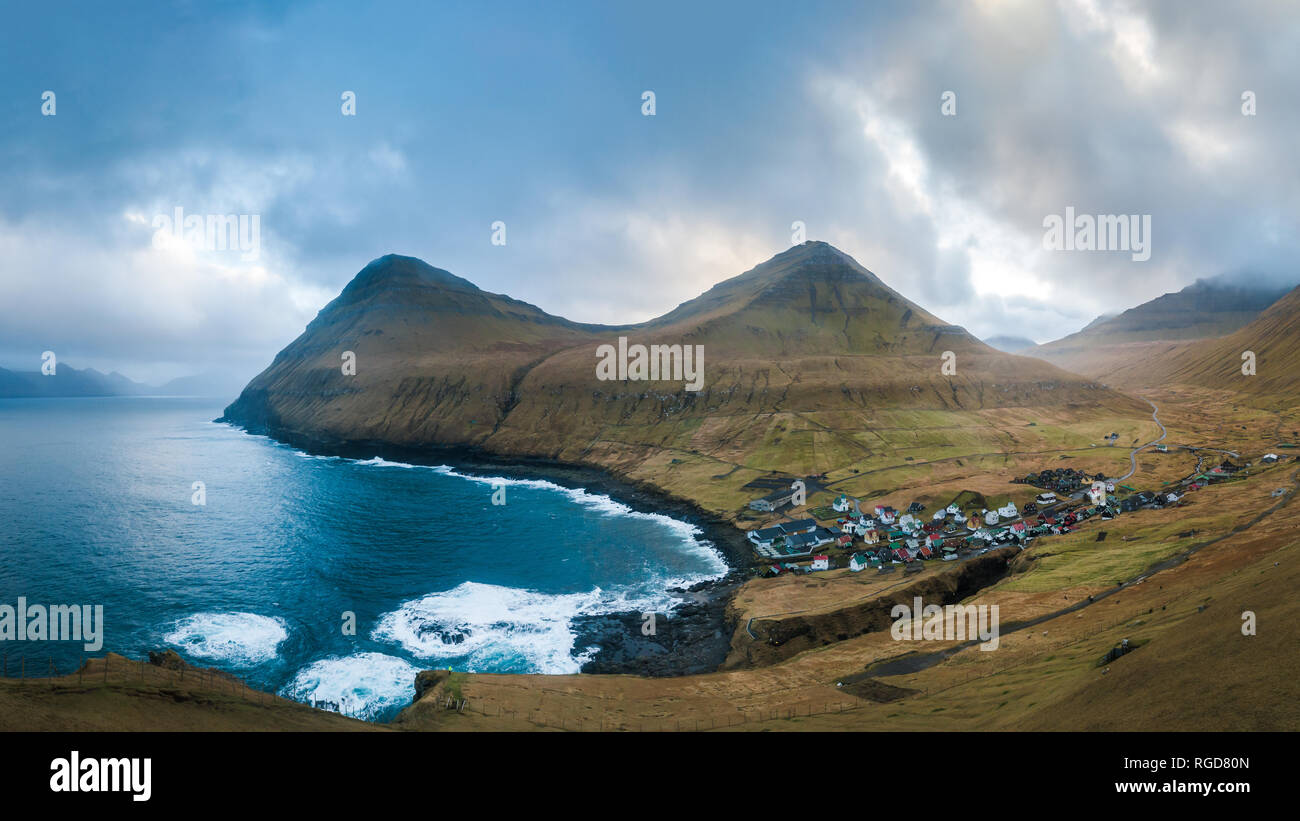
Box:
left=2, top=0, right=1297, bottom=384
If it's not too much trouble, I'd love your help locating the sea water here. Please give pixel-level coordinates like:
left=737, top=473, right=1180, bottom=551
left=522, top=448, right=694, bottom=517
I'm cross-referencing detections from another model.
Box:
left=0, top=397, right=726, bottom=720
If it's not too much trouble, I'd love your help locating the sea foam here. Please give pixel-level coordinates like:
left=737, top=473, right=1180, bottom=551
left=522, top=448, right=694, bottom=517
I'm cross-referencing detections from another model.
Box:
left=371, top=581, right=682, bottom=674
left=281, top=652, right=422, bottom=720
left=163, top=612, right=288, bottom=666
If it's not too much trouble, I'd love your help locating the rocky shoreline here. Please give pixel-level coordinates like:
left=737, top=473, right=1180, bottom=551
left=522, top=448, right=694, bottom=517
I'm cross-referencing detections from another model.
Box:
left=214, top=416, right=754, bottom=679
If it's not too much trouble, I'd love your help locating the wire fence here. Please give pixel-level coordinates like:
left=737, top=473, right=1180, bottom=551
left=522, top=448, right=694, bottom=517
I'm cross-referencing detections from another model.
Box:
left=428, top=692, right=875, bottom=731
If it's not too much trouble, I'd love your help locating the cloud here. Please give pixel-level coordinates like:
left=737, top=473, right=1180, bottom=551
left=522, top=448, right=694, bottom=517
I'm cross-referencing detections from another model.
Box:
left=1, top=0, right=1296, bottom=373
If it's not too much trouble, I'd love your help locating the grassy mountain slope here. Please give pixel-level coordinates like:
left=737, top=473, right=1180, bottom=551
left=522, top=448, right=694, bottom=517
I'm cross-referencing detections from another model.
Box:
left=220, top=243, right=1149, bottom=514
left=1028, top=277, right=1291, bottom=378
left=1096, top=284, right=1300, bottom=404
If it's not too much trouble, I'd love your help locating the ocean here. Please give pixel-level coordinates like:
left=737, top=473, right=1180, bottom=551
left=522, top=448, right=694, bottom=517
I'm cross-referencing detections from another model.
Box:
left=0, top=397, right=727, bottom=720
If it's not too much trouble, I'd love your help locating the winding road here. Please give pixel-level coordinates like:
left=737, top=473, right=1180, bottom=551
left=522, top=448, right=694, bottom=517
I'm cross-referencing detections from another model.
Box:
left=1114, top=397, right=1239, bottom=483
left=1116, top=397, right=1167, bottom=481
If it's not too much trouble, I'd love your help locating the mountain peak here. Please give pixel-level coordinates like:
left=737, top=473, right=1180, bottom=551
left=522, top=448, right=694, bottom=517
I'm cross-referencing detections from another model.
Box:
left=347, top=254, right=480, bottom=293
left=767, top=240, right=870, bottom=271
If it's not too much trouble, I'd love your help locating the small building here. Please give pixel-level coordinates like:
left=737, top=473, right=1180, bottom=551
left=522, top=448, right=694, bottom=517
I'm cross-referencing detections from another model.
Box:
left=747, top=526, right=786, bottom=546
left=863, top=528, right=881, bottom=545
left=748, top=487, right=797, bottom=512
left=848, top=552, right=870, bottom=572
left=833, top=494, right=854, bottom=513
left=1262, top=453, right=1279, bottom=464
left=784, top=532, right=820, bottom=556
left=810, top=555, right=830, bottom=572
left=1087, top=482, right=1107, bottom=505
left=777, top=519, right=817, bottom=536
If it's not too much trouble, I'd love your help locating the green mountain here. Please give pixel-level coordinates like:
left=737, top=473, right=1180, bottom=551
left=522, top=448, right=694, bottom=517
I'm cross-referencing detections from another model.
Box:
left=220, top=242, right=1146, bottom=468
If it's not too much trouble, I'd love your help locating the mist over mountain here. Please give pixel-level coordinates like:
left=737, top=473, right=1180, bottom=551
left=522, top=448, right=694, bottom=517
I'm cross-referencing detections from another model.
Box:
left=1027, top=275, right=1295, bottom=378
left=0, top=365, right=148, bottom=398
left=1094, top=283, right=1300, bottom=405
left=983, top=335, right=1037, bottom=354
left=0, top=364, right=247, bottom=399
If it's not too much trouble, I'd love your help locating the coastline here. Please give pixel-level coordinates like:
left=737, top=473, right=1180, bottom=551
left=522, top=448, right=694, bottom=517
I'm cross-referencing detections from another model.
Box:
left=214, top=415, right=754, bottom=679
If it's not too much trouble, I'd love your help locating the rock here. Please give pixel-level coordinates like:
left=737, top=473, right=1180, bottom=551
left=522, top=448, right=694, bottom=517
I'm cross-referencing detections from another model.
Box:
left=147, top=649, right=186, bottom=670
left=413, top=669, right=449, bottom=701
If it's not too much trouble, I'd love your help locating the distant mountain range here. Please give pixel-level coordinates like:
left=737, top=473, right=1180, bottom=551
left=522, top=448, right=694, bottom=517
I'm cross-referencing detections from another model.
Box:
left=0, top=365, right=246, bottom=399
left=220, top=242, right=1144, bottom=468
left=982, top=335, right=1037, bottom=354
left=1088, top=283, right=1300, bottom=405
left=1027, top=276, right=1294, bottom=378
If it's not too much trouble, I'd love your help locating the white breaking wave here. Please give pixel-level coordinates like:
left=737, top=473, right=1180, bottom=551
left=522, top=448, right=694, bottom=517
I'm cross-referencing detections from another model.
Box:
left=281, top=652, right=422, bottom=720
left=163, top=612, right=288, bottom=666
left=372, top=581, right=680, bottom=674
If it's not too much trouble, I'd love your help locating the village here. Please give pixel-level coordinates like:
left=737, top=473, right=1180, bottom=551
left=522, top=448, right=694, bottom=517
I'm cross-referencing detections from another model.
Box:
left=743, top=445, right=1290, bottom=577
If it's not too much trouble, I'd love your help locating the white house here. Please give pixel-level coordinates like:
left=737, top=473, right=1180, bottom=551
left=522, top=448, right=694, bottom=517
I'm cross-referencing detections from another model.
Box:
left=1087, top=482, right=1107, bottom=505
left=810, top=555, right=830, bottom=572
left=1262, top=453, right=1279, bottom=464
left=833, top=495, right=853, bottom=513
left=983, top=509, right=1000, bottom=526
left=997, top=502, right=1018, bottom=519
left=953, top=511, right=966, bottom=525
left=946, top=503, right=960, bottom=516
left=932, top=510, right=947, bottom=521
left=849, top=553, right=870, bottom=572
